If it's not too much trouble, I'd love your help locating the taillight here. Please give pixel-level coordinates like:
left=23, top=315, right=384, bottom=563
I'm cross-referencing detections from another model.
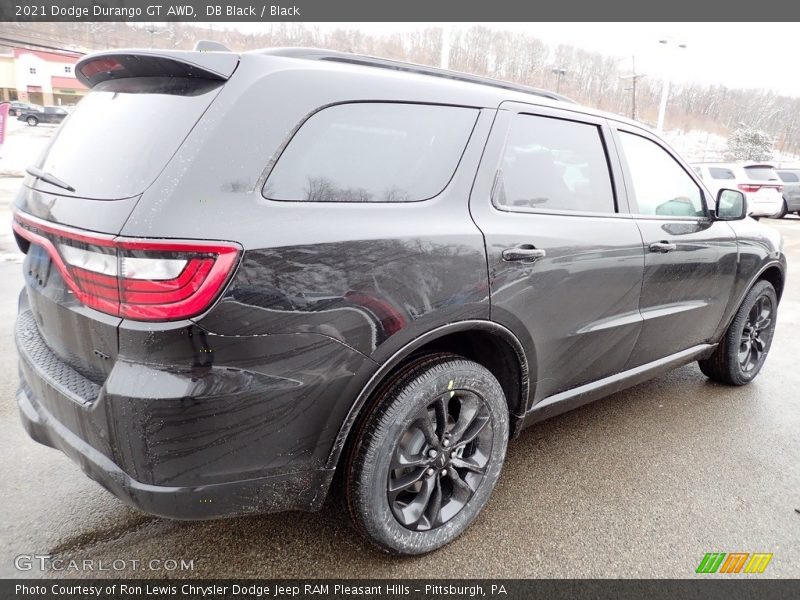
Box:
left=13, top=212, right=240, bottom=321
left=738, top=184, right=761, bottom=193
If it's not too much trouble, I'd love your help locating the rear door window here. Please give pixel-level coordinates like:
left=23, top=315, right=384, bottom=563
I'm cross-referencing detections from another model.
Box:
left=33, top=77, right=223, bottom=200
left=494, top=114, right=616, bottom=213
left=263, top=103, right=478, bottom=202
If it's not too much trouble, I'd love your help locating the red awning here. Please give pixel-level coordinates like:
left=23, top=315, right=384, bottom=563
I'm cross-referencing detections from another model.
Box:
left=51, top=76, right=85, bottom=90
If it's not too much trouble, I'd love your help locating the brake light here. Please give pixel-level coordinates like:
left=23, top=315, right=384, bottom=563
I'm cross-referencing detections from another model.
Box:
left=738, top=184, right=762, bottom=193
left=12, top=212, right=240, bottom=322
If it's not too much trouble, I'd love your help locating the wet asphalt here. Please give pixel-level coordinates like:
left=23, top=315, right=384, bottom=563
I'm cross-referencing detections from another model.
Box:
left=0, top=196, right=797, bottom=578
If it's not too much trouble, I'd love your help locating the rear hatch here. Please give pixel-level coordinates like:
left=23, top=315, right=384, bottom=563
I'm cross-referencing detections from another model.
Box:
left=14, top=49, right=239, bottom=384
left=739, top=164, right=784, bottom=199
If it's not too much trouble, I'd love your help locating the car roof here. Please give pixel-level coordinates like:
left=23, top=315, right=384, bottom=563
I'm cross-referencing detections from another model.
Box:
left=77, top=46, right=654, bottom=134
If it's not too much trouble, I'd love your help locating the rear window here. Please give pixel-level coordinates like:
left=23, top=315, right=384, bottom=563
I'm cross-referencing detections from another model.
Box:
left=778, top=170, right=799, bottom=182
left=263, top=103, right=478, bottom=203
left=743, top=166, right=780, bottom=181
left=33, top=77, right=222, bottom=200
left=708, top=167, right=736, bottom=180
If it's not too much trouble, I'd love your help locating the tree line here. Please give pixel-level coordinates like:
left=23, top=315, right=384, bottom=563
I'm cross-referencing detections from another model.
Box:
left=4, top=22, right=798, bottom=154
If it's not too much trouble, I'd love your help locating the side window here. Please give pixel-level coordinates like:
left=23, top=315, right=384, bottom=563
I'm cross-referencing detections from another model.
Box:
left=779, top=171, right=799, bottom=183
left=618, top=131, right=705, bottom=217
left=496, top=114, right=615, bottom=213
left=263, top=103, right=478, bottom=203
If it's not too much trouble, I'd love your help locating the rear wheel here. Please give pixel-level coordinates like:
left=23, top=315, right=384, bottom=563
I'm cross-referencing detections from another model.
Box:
left=699, top=280, right=777, bottom=385
left=26, top=116, right=38, bottom=126
left=344, top=354, right=509, bottom=555
left=776, top=200, right=788, bottom=218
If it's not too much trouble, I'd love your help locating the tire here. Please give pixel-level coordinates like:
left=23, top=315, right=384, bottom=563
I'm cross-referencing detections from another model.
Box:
left=344, top=353, right=509, bottom=555
left=26, top=116, right=38, bottom=126
left=699, top=280, right=777, bottom=385
left=776, top=200, right=788, bottom=219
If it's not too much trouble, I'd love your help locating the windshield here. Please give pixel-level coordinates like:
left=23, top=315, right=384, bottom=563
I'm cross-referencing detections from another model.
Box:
left=33, top=77, right=222, bottom=200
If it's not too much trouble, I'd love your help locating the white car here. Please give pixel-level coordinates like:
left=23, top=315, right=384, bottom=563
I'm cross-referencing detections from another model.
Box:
left=691, top=162, right=784, bottom=217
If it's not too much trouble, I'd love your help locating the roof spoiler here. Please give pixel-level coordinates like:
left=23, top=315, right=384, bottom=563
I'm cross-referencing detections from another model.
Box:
left=76, top=49, right=239, bottom=88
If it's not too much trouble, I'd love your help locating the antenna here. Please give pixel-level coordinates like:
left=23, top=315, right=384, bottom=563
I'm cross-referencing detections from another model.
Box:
left=194, top=40, right=231, bottom=52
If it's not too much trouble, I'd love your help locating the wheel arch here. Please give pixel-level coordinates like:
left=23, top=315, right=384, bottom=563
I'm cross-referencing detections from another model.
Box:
left=324, top=320, right=531, bottom=471
left=713, top=259, right=786, bottom=343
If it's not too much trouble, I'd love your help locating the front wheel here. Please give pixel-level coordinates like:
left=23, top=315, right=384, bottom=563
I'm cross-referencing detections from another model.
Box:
left=344, top=354, right=509, bottom=555
left=26, top=116, right=38, bottom=126
left=699, top=280, right=777, bottom=385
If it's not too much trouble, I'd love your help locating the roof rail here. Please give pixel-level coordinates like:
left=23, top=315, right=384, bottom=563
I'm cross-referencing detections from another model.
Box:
left=255, top=47, right=577, bottom=104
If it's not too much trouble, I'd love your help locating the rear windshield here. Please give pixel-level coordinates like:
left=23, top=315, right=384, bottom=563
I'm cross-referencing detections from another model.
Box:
left=33, top=77, right=222, bottom=200
left=708, top=167, right=736, bottom=180
left=743, top=166, right=780, bottom=182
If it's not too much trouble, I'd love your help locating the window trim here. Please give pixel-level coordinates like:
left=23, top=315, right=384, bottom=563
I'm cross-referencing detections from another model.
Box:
left=612, top=124, right=711, bottom=221
left=489, top=109, right=622, bottom=218
left=259, top=100, right=480, bottom=204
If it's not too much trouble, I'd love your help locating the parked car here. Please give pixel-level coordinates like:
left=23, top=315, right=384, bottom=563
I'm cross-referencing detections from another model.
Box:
left=13, top=47, right=785, bottom=555
left=7, top=101, right=42, bottom=117
left=17, top=105, right=68, bottom=126
left=691, top=162, right=784, bottom=217
left=775, top=168, right=800, bottom=216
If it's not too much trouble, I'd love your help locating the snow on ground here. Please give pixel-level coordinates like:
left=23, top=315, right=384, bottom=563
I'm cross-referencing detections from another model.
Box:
left=663, top=128, right=800, bottom=166
left=0, top=118, right=58, bottom=177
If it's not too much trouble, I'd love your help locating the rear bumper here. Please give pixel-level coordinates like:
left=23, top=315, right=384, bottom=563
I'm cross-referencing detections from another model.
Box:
left=14, top=307, right=369, bottom=519
left=17, top=383, right=333, bottom=519
left=747, top=194, right=783, bottom=217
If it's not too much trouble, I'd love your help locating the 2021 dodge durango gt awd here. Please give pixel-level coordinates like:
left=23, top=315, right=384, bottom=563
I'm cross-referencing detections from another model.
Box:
left=13, top=47, right=786, bottom=555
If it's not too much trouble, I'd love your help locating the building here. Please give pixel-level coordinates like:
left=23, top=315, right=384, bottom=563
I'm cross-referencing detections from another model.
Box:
left=0, top=47, right=87, bottom=106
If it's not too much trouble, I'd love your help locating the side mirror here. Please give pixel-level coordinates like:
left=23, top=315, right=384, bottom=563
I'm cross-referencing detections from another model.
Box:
left=715, top=189, right=747, bottom=221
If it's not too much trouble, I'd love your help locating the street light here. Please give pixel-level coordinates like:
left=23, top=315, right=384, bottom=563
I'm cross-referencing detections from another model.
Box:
left=552, top=67, right=567, bottom=93
left=656, top=39, right=687, bottom=132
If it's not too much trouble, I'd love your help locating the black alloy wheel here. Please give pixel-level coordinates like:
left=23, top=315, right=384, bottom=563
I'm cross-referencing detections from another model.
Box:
left=344, top=353, right=509, bottom=555
left=699, top=280, right=777, bottom=385
left=738, top=293, right=773, bottom=373
left=388, top=387, right=494, bottom=531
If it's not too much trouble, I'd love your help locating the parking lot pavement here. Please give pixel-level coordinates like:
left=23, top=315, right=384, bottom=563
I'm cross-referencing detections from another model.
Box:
left=0, top=184, right=798, bottom=577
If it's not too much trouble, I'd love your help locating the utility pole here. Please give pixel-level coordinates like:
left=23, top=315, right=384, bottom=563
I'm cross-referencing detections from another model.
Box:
left=552, top=67, right=566, bottom=93
left=619, top=55, right=644, bottom=120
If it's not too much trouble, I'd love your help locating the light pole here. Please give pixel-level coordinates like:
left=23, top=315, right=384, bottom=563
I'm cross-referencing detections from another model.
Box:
left=552, top=67, right=566, bottom=93
left=440, top=25, right=452, bottom=70
left=656, top=39, right=687, bottom=132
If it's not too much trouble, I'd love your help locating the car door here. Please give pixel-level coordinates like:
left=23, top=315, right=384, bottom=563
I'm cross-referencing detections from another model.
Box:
left=611, top=125, right=739, bottom=368
left=469, top=103, right=645, bottom=403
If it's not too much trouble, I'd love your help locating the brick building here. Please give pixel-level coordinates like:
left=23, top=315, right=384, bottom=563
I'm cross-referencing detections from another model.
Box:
left=0, top=47, right=87, bottom=106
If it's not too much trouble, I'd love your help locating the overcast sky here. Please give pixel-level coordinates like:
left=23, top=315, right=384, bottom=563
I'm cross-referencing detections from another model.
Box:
left=234, top=22, right=799, bottom=97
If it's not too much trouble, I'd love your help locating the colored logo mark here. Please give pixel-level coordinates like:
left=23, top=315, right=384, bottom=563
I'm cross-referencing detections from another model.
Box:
left=696, top=552, right=773, bottom=574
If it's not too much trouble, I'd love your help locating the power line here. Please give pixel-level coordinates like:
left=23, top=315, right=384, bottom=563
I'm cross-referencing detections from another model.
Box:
left=0, top=36, right=85, bottom=56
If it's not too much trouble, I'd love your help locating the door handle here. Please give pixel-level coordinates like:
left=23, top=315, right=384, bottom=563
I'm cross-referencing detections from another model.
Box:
left=649, top=241, right=677, bottom=253
left=502, top=245, right=546, bottom=262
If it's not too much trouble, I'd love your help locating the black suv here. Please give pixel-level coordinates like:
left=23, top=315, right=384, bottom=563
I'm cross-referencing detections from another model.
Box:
left=13, top=47, right=786, bottom=555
